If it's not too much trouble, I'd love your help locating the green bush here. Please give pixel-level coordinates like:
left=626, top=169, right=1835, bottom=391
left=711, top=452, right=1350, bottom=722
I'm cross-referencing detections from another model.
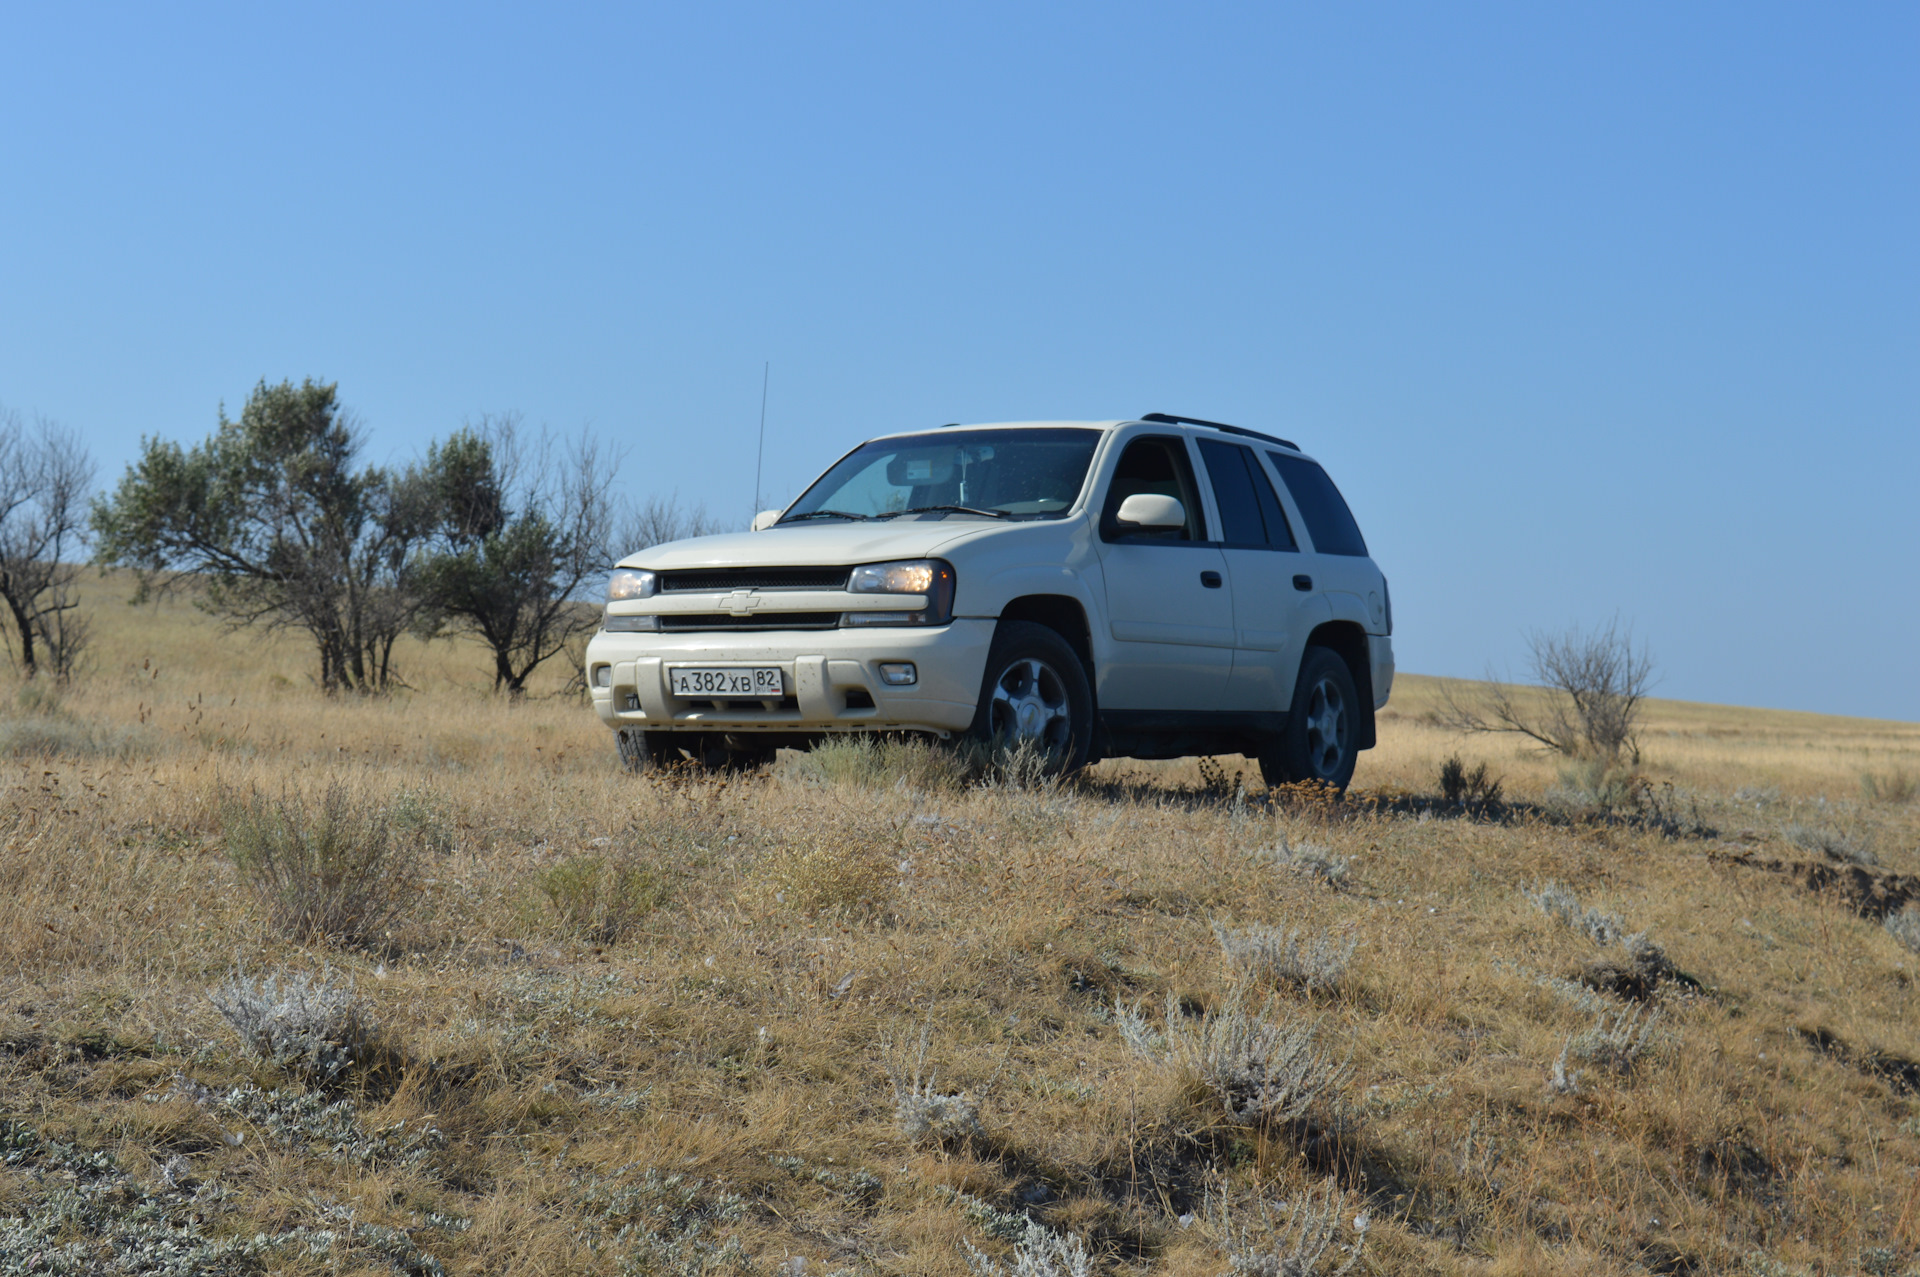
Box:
left=219, top=780, right=420, bottom=946
left=782, top=735, right=973, bottom=793
left=535, top=855, right=669, bottom=942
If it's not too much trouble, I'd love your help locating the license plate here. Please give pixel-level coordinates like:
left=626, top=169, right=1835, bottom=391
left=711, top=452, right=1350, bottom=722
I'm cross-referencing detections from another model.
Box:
left=669, top=666, right=784, bottom=697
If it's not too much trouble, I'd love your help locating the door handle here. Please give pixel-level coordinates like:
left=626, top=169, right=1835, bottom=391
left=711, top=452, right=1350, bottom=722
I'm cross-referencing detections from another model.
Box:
left=1200, top=571, right=1223, bottom=589
left=1293, top=574, right=1313, bottom=591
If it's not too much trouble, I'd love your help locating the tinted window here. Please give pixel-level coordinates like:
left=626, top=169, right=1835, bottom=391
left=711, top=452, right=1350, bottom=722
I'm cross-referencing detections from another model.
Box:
left=1247, top=453, right=1297, bottom=550
left=1101, top=436, right=1207, bottom=542
left=1198, top=440, right=1298, bottom=550
left=1196, top=439, right=1267, bottom=546
left=1268, top=453, right=1368, bottom=556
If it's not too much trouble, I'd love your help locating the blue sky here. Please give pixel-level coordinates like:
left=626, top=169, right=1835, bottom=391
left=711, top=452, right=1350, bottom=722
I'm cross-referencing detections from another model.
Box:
left=3, top=3, right=1915, bottom=719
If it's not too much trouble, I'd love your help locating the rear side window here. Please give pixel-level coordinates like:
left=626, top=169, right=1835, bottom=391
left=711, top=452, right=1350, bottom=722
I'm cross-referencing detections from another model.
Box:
left=1268, top=453, right=1368, bottom=556
left=1198, top=439, right=1296, bottom=550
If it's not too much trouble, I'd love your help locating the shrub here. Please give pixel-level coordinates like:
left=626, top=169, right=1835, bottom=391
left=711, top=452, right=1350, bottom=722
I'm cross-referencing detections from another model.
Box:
left=1786, top=822, right=1878, bottom=868
left=1567, top=1004, right=1665, bottom=1074
left=784, top=734, right=979, bottom=792
left=207, top=969, right=378, bottom=1084
left=1438, top=755, right=1502, bottom=806
left=1248, top=837, right=1349, bottom=887
left=1548, top=758, right=1638, bottom=814
left=1885, top=906, right=1920, bottom=954
left=535, top=855, right=669, bottom=942
left=1215, top=1178, right=1368, bottom=1276
left=1197, top=756, right=1247, bottom=801
left=218, top=780, right=421, bottom=945
left=1548, top=1041, right=1582, bottom=1096
left=0, top=698, right=149, bottom=760
left=387, top=786, right=457, bottom=856
left=885, top=1023, right=984, bottom=1147
left=1117, top=989, right=1349, bottom=1126
left=1437, top=618, right=1654, bottom=762
left=1213, top=921, right=1356, bottom=993
left=965, top=1219, right=1094, bottom=1277
left=1860, top=771, right=1918, bottom=805
left=1524, top=881, right=1627, bottom=946
left=750, top=832, right=896, bottom=916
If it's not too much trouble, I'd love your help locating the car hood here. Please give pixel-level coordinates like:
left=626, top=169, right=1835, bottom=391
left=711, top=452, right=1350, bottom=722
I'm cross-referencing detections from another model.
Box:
left=619, top=519, right=1013, bottom=570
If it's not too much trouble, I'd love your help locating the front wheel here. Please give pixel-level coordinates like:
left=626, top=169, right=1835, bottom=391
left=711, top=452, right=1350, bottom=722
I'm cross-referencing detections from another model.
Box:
left=966, top=620, right=1094, bottom=773
left=1259, top=646, right=1360, bottom=792
left=615, top=727, right=669, bottom=774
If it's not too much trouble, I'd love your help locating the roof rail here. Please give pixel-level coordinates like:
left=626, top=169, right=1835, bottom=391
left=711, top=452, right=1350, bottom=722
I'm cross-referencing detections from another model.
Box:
left=1140, top=412, right=1299, bottom=451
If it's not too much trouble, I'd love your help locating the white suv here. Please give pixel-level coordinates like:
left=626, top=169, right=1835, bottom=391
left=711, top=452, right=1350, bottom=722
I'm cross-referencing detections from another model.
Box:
left=585, top=414, right=1393, bottom=788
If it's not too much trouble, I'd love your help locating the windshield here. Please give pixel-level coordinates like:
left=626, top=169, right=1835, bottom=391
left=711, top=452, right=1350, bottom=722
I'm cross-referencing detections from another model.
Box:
left=782, top=428, right=1101, bottom=522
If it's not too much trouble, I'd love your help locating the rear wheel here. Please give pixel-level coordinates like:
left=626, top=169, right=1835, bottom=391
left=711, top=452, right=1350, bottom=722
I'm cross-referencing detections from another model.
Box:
left=1259, top=646, right=1359, bottom=792
left=966, top=620, right=1094, bottom=773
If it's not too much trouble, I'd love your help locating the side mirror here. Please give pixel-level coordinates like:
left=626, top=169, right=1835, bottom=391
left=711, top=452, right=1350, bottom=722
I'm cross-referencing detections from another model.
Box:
left=1115, top=493, right=1186, bottom=532
left=751, top=509, right=783, bottom=531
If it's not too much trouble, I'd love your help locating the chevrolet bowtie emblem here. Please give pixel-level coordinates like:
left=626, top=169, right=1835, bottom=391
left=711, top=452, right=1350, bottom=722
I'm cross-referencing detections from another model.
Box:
left=720, top=590, right=763, bottom=617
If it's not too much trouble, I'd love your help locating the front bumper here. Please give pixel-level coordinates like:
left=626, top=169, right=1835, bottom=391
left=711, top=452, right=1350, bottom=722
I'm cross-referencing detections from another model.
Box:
left=584, top=619, right=995, bottom=736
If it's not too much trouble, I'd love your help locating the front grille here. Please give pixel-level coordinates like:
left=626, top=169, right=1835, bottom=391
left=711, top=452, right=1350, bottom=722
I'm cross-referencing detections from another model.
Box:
left=658, top=612, right=841, bottom=632
left=659, top=567, right=850, bottom=592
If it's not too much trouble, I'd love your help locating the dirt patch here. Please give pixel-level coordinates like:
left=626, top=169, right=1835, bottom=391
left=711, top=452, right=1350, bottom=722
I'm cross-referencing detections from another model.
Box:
left=1708, top=849, right=1920, bottom=920
left=1576, top=934, right=1703, bottom=1003
left=1796, top=1025, right=1920, bottom=1095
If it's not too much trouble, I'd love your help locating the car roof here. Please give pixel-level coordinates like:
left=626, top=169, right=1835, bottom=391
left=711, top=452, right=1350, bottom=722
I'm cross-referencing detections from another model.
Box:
left=870, top=418, right=1305, bottom=453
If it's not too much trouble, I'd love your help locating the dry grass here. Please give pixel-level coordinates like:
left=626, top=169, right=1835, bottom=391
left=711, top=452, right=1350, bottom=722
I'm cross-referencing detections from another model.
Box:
left=2, top=579, right=1919, bottom=1273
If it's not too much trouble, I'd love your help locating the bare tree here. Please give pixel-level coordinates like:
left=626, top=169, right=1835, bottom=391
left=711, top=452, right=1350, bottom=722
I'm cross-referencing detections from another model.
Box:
left=553, top=493, right=731, bottom=699
left=614, top=491, right=728, bottom=560
left=1439, top=619, right=1655, bottom=762
left=0, top=407, right=95, bottom=680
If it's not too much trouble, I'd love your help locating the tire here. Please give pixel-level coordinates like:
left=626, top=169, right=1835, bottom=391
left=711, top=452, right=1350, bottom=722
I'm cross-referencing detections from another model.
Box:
left=1259, top=646, right=1360, bottom=792
left=966, top=620, right=1094, bottom=773
left=615, top=727, right=670, bottom=774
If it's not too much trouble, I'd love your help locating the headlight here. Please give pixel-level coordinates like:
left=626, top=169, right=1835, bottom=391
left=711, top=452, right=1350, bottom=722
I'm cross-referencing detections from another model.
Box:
left=607, top=570, right=656, bottom=602
left=842, top=559, right=955, bottom=627
left=848, top=561, right=937, bottom=594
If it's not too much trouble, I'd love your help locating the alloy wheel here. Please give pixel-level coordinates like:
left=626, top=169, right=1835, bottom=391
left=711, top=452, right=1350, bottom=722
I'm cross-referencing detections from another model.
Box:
left=987, top=657, right=1073, bottom=753
left=1303, top=676, right=1349, bottom=778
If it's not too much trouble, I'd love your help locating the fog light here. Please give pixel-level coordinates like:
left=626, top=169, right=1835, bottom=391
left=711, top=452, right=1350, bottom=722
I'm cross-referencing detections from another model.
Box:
left=604, top=614, right=660, bottom=632
left=878, top=662, right=917, bottom=686
left=593, top=665, right=612, bottom=688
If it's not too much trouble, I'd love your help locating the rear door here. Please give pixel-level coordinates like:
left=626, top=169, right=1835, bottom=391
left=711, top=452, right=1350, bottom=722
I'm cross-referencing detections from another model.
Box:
left=1263, top=450, right=1382, bottom=634
left=1194, top=438, right=1330, bottom=712
left=1093, top=434, right=1237, bottom=711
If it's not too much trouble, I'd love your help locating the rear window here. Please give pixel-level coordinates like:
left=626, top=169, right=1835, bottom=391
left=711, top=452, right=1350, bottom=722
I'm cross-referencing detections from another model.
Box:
left=1268, top=453, right=1368, bottom=557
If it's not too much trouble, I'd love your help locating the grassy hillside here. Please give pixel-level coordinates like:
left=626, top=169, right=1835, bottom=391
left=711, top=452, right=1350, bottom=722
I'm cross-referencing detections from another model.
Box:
left=3, top=575, right=1919, bottom=1274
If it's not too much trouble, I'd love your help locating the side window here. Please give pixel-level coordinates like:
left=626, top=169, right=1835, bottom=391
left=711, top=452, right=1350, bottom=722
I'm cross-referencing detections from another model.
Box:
left=1198, top=438, right=1296, bottom=550
left=1268, top=453, right=1368, bottom=556
left=1100, top=436, right=1208, bottom=543
left=1247, top=452, right=1297, bottom=550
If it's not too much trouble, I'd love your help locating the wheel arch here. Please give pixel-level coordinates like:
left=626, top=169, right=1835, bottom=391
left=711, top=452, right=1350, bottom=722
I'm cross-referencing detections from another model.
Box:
left=998, top=593, right=1095, bottom=679
left=1305, top=621, right=1376, bottom=751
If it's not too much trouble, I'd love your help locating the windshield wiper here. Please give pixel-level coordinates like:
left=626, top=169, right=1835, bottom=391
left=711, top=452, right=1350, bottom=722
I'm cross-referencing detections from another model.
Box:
left=890, top=504, right=1010, bottom=519
left=781, top=509, right=875, bottom=523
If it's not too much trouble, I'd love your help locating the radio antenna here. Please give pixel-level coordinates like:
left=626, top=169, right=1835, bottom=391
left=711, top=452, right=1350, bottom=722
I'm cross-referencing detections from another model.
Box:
left=752, top=362, right=770, bottom=518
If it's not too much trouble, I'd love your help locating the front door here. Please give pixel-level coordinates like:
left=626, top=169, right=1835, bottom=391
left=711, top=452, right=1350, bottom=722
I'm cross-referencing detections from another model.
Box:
left=1094, top=435, right=1236, bottom=711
